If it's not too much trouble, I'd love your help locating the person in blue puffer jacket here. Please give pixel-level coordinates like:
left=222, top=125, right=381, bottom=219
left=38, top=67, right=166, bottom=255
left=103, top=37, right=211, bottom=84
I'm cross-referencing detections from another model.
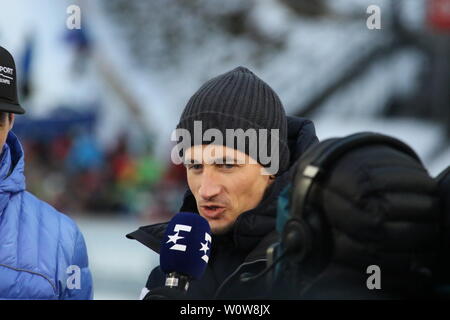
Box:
left=0, top=46, right=93, bottom=299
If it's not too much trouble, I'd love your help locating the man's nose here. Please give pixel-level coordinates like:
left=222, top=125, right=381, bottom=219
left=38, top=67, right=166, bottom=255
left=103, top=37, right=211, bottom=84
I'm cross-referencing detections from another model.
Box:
left=198, top=170, right=221, bottom=200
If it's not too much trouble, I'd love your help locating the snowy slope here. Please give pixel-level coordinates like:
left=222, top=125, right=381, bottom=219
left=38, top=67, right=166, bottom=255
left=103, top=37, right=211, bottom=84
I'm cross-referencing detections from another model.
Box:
left=75, top=216, right=158, bottom=300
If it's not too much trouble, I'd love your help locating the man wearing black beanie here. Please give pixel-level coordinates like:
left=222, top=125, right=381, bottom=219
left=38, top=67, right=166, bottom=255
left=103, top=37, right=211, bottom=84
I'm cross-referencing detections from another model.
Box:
left=127, top=66, right=319, bottom=299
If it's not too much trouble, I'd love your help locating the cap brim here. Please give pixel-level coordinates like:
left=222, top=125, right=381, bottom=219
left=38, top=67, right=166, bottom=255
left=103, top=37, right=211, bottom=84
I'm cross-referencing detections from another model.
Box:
left=0, top=101, right=25, bottom=114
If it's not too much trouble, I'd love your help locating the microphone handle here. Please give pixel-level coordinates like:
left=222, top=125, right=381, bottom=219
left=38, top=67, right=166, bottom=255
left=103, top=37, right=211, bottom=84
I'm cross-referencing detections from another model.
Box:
left=165, top=272, right=191, bottom=292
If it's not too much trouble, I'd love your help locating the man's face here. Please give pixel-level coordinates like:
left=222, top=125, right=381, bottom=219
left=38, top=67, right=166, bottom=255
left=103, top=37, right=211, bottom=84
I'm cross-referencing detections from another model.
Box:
left=185, top=144, right=274, bottom=235
left=0, top=113, right=13, bottom=150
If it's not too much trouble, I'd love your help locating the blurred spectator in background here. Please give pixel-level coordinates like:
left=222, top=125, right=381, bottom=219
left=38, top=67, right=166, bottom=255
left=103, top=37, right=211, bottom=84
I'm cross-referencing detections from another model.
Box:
left=0, top=46, right=93, bottom=299
left=15, top=120, right=183, bottom=219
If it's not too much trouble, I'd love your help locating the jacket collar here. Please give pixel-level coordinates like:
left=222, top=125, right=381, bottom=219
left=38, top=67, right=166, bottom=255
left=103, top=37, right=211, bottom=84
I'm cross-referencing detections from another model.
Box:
left=0, top=132, right=26, bottom=217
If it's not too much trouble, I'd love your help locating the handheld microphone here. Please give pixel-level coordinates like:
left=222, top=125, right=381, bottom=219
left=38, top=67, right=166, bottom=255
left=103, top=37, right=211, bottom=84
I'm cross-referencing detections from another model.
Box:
left=160, top=212, right=212, bottom=293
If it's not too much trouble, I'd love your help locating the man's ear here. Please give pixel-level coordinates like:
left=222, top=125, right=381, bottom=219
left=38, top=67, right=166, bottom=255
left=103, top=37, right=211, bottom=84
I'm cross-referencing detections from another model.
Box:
left=8, top=113, right=14, bottom=131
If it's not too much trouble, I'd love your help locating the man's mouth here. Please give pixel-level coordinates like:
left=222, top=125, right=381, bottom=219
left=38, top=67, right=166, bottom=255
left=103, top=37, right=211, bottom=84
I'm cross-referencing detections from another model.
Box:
left=200, top=205, right=226, bottom=219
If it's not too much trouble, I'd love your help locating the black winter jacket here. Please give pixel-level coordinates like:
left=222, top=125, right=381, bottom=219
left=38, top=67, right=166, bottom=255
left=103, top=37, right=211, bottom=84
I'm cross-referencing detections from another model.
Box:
left=126, top=116, right=318, bottom=299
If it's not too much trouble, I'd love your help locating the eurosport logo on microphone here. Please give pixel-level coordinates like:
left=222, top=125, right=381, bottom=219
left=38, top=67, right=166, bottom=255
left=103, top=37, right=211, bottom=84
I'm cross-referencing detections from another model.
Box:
left=167, top=224, right=192, bottom=252
left=166, top=223, right=211, bottom=262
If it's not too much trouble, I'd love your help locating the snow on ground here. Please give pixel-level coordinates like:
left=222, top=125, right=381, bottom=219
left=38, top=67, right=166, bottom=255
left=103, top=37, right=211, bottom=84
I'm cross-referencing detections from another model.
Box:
left=74, top=216, right=158, bottom=300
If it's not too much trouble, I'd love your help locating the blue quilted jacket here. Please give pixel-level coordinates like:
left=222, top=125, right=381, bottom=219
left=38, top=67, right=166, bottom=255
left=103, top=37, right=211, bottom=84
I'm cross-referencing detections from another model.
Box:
left=0, top=132, right=93, bottom=299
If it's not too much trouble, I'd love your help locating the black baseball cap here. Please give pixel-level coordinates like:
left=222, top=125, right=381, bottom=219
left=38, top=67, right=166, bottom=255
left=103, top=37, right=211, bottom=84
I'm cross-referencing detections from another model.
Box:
left=0, top=46, right=25, bottom=114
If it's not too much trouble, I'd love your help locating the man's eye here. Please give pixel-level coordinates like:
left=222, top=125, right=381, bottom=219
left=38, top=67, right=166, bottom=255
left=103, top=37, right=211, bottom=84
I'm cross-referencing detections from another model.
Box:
left=189, top=164, right=203, bottom=170
left=217, top=163, right=235, bottom=169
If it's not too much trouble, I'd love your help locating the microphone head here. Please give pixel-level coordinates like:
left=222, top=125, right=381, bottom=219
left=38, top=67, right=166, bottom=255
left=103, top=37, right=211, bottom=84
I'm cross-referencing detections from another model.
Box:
left=160, top=212, right=212, bottom=280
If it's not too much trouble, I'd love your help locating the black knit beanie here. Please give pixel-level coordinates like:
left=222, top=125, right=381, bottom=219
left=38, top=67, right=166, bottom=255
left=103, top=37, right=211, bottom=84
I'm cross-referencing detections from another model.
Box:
left=176, top=66, right=290, bottom=175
